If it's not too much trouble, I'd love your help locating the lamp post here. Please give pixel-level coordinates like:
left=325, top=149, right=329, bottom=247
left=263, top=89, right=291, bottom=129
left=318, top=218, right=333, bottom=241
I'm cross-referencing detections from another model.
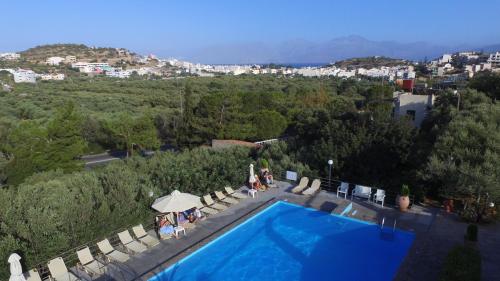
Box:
left=328, top=159, right=333, bottom=190
left=454, top=90, right=460, bottom=111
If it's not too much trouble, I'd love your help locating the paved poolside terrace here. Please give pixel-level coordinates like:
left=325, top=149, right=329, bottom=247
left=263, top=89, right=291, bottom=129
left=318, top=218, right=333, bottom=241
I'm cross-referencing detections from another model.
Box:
left=72, top=180, right=499, bottom=281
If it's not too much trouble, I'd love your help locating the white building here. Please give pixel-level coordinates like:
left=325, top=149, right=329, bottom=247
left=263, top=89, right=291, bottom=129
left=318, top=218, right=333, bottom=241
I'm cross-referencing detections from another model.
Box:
left=71, top=62, right=111, bottom=73
left=46, top=56, right=65, bottom=65
left=394, top=92, right=435, bottom=127
left=0, top=53, right=20, bottom=60
left=39, top=73, right=65, bottom=81
left=487, top=52, right=500, bottom=65
left=439, top=54, right=452, bottom=64
left=106, top=70, right=131, bottom=78
left=13, top=69, right=36, bottom=83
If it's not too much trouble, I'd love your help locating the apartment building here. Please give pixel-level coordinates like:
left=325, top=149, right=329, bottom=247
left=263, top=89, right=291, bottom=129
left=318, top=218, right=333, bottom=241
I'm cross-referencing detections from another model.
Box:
left=487, top=52, right=500, bottom=65
left=46, top=56, right=65, bottom=65
left=13, top=69, right=36, bottom=83
left=0, top=53, right=20, bottom=60
left=394, top=92, right=434, bottom=127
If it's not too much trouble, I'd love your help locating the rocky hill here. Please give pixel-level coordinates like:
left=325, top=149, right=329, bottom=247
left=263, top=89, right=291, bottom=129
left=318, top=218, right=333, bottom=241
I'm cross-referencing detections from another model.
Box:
left=332, top=56, right=409, bottom=69
left=20, top=44, right=137, bottom=64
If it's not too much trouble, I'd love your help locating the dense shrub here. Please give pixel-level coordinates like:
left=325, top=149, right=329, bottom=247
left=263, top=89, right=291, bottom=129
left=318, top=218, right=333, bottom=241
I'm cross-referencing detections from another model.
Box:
left=465, top=224, right=478, bottom=242
left=440, top=245, right=481, bottom=281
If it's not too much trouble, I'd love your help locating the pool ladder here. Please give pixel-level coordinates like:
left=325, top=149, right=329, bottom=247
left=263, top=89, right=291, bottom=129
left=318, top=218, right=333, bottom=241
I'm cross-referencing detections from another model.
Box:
left=380, top=217, right=397, bottom=232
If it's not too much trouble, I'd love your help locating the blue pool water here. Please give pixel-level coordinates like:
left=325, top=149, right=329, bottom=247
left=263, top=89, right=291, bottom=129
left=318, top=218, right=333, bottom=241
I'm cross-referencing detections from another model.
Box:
left=149, top=201, right=415, bottom=281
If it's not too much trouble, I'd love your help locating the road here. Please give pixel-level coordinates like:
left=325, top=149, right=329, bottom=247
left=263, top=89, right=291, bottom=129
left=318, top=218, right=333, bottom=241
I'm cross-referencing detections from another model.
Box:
left=82, top=151, right=127, bottom=168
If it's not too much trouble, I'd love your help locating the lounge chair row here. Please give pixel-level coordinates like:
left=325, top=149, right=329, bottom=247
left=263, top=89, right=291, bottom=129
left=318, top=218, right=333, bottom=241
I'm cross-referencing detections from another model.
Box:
left=199, top=187, right=248, bottom=216
left=337, top=182, right=386, bottom=206
left=26, top=187, right=249, bottom=281
left=291, top=177, right=322, bottom=195
left=24, top=224, right=159, bottom=281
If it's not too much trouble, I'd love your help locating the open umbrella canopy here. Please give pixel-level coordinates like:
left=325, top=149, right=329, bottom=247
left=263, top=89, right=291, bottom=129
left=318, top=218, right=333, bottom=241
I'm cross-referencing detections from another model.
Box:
left=8, top=253, right=26, bottom=281
left=152, top=190, right=201, bottom=213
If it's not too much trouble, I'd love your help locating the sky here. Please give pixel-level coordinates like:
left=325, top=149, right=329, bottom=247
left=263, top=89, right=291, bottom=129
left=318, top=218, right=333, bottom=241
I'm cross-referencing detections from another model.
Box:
left=2, top=0, right=500, bottom=60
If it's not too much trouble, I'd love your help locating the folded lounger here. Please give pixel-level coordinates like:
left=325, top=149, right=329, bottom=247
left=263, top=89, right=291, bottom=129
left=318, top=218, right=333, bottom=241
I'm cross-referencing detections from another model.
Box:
left=47, top=257, right=81, bottom=281
left=97, top=239, right=130, bottom=263
left=118, top=230, right=148, bottom=254
left=200, top=205, right=219, bottom=215
left=302, top=179, right=321, bottom=195
left=224, top=186, right=247, bottom=199
left=215, top=191, right=239, bottom=205
left=291, top=177, right=309, bottom=193
left=132, top=224, right=160, bottom=248
left=203, top=195, right=227, bottom=210
left=76, top=247, right=106, bottom=276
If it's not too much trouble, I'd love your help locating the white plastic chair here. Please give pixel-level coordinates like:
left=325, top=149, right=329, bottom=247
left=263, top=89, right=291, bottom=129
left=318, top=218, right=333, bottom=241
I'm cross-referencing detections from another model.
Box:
left=373, top=189, right=386, bottom=207
left=336, top=182, right=349, bottom=199
left=351, top=185, right=372, bottom=201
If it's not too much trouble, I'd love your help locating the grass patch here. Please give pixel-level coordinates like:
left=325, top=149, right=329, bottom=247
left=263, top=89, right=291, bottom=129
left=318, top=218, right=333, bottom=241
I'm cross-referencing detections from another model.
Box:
left=440, top=245, right=481, bottom=281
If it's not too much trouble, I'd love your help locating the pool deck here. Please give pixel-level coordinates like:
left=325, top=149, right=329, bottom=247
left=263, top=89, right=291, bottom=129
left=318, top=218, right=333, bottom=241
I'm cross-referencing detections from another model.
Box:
left=89, top=181, right=499, bottom=281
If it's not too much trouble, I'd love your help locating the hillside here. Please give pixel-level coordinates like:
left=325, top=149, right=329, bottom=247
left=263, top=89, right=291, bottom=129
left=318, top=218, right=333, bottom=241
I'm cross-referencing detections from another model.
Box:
left=20, top=44, right=138, bottom=64
left=332, top=56, right=409, bottom=69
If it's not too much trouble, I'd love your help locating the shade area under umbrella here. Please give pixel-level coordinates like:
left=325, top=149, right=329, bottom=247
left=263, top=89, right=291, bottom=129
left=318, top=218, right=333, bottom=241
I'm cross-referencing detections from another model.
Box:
left=152, top=190, right=201, bottom=213
left=8, top=253, right=26, bottom=281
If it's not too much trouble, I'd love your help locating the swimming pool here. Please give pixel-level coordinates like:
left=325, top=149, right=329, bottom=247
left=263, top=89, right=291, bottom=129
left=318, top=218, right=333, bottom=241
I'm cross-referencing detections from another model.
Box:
left=149, top=201, right=415, bottom=281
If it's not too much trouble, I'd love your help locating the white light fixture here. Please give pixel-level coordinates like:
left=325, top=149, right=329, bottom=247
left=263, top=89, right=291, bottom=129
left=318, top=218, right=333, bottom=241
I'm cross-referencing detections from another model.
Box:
left=328, top=159, right=333, bottom=165
left=489, top=202, right=495, bottom=208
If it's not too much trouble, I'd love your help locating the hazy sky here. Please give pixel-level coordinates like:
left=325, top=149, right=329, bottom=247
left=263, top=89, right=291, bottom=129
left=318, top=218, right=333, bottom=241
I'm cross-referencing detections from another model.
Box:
left=2, top=0, right=500, bottom=56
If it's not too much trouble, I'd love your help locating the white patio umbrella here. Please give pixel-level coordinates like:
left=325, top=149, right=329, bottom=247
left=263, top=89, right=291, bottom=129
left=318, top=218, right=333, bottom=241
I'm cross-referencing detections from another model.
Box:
left=151, top=190, right=201, bottom=213
left=8, top=253, right=26, bottom=281
left=249, top=164, right=256, bottom=184
left=152, top=190, right=202, bottom=225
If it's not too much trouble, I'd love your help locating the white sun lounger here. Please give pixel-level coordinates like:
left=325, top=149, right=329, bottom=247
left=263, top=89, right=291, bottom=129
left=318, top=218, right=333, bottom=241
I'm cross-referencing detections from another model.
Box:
left=337, top=182, right=349, bottom=199
left=97, top=238, right=130, bottom=263
left=302, top=179, right=321, bottom=195
left=132, top=224, right=160, bottom=248
left=76, top=247, right=106, bottom=276
left=291, top=177, right=309, bottom=193
left=351, top=185, right=372, bottom=201
left=118, top=230, right=148, bottom=254
left=215, top=191, right=238, bottom=204
left=224, top=186, right=247, bottom=199
left=200, top=206, right=219, bottom=215
left=203, top=195, right=227, bottom=210
left=24, top=269, right=42, bottom=281
left=47, top=257, right=81, bottom=281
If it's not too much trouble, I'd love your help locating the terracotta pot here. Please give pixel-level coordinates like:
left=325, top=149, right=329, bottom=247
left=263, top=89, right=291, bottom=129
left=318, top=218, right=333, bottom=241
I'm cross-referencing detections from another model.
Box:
left=399, top=196, right=410, bottom=212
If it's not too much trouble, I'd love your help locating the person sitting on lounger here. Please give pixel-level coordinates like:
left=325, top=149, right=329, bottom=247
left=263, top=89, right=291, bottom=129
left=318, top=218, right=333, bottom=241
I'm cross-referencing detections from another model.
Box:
left=252, top=175, right=265, bottom=191
left=159, top=219, right=175, bottom=237
left=194, top=208, right=203, bottom=220
left=187, top=212, right=196, bottom=223
left=263, top=170, right=274, bottom=185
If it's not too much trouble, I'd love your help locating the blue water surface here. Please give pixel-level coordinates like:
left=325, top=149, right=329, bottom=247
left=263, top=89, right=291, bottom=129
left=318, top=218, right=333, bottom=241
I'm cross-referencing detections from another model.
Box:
left=149, top=201, right=414, bottom=281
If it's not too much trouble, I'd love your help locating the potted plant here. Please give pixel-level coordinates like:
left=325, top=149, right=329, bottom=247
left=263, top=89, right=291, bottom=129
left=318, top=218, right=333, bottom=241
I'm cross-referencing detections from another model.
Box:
left=260, top=158, right=269, bottom=174
left=464, top=224, right=478, bottom=248
left=399, top=184, right=410, bottom=212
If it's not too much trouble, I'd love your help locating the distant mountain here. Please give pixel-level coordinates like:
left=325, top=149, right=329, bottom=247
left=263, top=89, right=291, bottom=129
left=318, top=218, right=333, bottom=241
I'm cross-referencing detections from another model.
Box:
left=181, top=36, right=499, bottom=64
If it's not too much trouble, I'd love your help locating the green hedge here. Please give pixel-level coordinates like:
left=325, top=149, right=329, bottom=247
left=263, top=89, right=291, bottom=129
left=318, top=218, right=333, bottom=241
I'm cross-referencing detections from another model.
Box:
left=440, top=245, right=481, bottom=281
